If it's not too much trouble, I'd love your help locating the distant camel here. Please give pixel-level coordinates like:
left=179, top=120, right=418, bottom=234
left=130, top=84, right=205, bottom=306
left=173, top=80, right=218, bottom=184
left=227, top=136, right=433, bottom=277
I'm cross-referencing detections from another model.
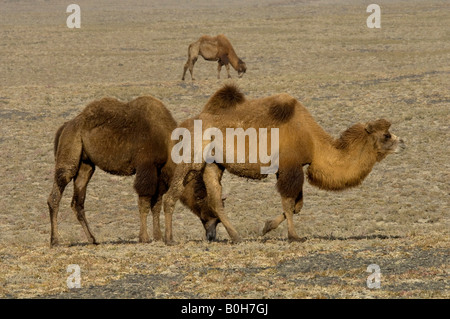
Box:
left=47, top=96, right=219, bottom=247
left=182, top=34, right=247, bottom=81
left=162, top=84, right=405, bottom=244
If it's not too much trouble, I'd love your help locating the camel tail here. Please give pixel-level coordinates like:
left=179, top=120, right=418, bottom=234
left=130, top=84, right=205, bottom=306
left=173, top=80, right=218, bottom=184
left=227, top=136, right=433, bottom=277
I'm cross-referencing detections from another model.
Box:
left=53, top=122, right=68, bottom=157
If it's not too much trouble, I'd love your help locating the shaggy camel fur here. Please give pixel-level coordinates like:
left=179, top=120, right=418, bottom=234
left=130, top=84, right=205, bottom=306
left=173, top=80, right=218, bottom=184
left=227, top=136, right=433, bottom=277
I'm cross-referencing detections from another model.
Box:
left=47, top=96, right=217, bottom=247
left=182, top=34, right=247, bottom=81
left=163, top=84, right=405, bottom=243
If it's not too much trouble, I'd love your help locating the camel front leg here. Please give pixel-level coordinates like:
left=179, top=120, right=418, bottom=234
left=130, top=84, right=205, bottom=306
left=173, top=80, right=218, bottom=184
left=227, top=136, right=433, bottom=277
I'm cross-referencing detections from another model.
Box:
left=281, top=197, right=306, bottom=243
left=163, top=181, right=183, bottom=245
left=138, top=196, right=151, bottom=243
left=163, top=164, right=194, bottom=245
left=71, top=161, right=97, bottom=245
left=262, top=192, right=303, bottom=235
left=151, top=195, right=163, bottom=241
left=203, top=164, right=241, bottom=243
left=217, top=62, right=222, bottom=79
left=225, top=64, right=231, bottom=78
left=262, top=213, right=286, bottom=235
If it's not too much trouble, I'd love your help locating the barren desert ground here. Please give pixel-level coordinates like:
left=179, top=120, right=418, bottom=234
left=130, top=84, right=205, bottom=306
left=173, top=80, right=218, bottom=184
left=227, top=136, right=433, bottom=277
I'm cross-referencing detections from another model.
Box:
left=0, top=0, right=449, bottom=298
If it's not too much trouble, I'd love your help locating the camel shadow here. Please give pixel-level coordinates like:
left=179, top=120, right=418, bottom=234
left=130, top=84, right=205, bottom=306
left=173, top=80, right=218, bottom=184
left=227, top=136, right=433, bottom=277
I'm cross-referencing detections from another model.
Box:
left=64, top=234, right=403, bottom=247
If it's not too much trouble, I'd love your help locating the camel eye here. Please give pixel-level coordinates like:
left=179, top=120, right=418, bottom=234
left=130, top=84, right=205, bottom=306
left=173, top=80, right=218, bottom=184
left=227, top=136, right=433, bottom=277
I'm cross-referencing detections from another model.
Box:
left=384, top=133, right=391, bottom=139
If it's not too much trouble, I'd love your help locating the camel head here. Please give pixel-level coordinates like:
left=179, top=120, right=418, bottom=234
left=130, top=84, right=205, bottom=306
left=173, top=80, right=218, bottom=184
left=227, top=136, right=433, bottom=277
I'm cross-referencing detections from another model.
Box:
left=364, top=119, right=405, bottom=161
left=237, top=59, right=247, bottom=78
left=180, top=169, right=226, bottom=241
left=194, top=195, right=227, bottom=241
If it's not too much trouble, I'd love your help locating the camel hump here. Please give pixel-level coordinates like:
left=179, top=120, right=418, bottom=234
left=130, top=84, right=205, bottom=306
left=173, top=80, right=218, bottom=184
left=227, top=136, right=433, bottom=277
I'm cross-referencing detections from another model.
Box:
left=268, top=93, right=297, bottom=123
left=203, top=84, right=245, bottom=113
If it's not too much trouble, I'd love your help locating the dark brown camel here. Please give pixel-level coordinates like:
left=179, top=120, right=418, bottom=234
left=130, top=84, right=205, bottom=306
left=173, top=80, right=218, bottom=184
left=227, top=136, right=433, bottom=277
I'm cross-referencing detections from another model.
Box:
left=47, top=96, right=219, bottom=247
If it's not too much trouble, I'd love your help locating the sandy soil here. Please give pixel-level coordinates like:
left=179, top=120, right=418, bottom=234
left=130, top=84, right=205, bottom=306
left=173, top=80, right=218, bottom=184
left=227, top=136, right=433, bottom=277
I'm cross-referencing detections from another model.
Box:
left=0, top=0, right=448, bottom=299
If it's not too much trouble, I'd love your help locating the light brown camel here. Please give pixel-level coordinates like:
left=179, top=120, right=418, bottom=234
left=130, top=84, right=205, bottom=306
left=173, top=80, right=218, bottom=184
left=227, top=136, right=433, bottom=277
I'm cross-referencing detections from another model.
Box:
left=163, top=84, right=405, bottom=244
left=182, top=34, right=247, bottom=81
left=47, top=96, right=219, bottom=247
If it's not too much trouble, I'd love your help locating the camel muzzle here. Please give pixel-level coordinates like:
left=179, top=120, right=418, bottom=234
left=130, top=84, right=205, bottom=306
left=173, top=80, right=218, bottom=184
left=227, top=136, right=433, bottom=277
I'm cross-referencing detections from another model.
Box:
left=395, top=137, right=406, bottom=153
left=204, top=218, right=220, bottom=241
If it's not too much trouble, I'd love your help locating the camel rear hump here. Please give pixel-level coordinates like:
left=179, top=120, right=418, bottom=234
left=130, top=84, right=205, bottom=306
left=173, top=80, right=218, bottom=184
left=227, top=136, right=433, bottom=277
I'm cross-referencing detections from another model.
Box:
left=202, top=83, right=246, bottom=113
left=267, top=93, right=297, bottom=124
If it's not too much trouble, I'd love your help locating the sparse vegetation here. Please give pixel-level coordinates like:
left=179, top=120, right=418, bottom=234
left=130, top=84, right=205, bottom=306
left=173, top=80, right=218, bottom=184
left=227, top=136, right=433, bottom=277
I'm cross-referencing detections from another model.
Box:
left=0, top=0, right=448, bottom=298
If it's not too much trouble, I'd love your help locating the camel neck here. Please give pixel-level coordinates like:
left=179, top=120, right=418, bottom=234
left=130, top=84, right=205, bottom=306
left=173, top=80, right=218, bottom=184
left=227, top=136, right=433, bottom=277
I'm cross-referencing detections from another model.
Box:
left=306, top=125, right=377, bottom=191
left=227, top=48, right=241, bottom=69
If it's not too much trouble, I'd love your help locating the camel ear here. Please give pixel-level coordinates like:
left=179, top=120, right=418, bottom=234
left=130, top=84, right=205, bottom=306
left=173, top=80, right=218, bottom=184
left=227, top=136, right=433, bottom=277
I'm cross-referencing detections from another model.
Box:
left=365, top=122, right=375, bottom=134
left=365, top=119, right=391, bottom=134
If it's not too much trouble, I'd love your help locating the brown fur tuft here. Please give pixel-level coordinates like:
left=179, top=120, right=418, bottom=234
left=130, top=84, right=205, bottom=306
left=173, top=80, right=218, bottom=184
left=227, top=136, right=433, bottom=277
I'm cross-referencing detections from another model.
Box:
left=276, top=168, right=304, bottom=198
left=365, top=119, right=391, bottom=134
left=334, top=123, right=367, bottom=150
left=268, top=95, right=296, bottom=123
left=203, top=84, right=245, bottom=113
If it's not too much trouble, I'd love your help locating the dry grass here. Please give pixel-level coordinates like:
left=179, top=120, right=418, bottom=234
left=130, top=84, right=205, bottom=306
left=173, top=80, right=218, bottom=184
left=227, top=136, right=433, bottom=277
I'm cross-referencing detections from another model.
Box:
left=0, top=0, right=448, bottom=298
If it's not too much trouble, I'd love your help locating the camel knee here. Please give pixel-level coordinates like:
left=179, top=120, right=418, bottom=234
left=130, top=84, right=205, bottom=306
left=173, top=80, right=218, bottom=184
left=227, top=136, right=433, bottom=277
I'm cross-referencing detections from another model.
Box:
left=55, top=167, right=75, bottom=190
left=47, top=191, right=60, bottom=210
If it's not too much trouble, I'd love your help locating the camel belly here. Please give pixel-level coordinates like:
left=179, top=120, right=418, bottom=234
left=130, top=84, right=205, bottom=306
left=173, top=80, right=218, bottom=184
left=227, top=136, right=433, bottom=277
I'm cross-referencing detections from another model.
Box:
left=223, top=163, right=269, bottom=180
left=81, top=129, right=137, bottom=176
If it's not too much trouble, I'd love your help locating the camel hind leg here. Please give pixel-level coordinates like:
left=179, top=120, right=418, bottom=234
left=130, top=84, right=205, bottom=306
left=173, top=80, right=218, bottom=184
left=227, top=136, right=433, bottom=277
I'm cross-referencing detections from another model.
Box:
left=133, top=162, right=159, bottom=243
left=136, top=193, right=163, bottom=243
left=182, top=43, right=199, bottom=81
left=70, top=161, right=97, bottom=245
left=47, top=122, right=83, bottom=247
left=48, top=179, right=69, bottom=247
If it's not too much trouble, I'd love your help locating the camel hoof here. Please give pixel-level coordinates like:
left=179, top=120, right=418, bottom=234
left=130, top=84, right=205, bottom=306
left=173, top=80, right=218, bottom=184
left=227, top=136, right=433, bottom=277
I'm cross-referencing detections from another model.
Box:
left=139, top=235, right=151, bottom=244
left=288, top=236, right=307, bottom=243
left=231, top=236, right=243, bottom=244
left=88, top=237, right=99, bottom=245
left=262, top=220, right=276, bottom=235
left=50, top=238, right=60, bottom=247
left=165, top=239, right=178, bottom=246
